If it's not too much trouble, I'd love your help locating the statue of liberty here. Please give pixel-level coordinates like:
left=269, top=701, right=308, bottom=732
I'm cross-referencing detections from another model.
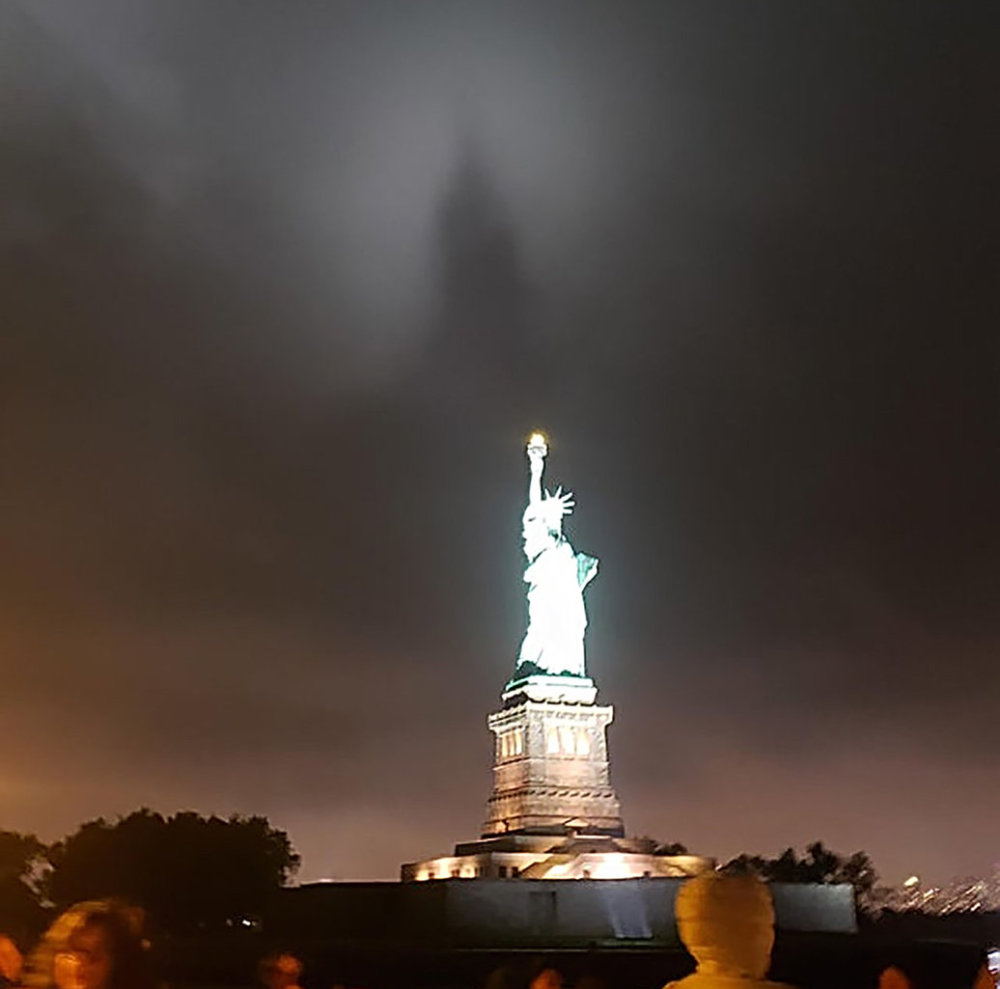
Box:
left=518, top=433, right=598, bottom=678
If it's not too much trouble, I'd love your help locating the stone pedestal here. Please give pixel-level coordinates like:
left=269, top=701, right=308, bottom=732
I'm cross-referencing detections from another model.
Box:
left=482, top=676, right=624, bottom=837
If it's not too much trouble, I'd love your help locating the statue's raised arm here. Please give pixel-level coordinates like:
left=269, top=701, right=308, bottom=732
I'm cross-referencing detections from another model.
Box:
left=526, top=432, right=547, bottom=506
left=517, top=433, right=598, bottom=679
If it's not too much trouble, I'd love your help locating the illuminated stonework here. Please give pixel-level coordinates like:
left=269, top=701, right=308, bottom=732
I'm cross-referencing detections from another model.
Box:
left=483, top=697, right=622, bottom=836
left=401, top=834, right=711, bottom=882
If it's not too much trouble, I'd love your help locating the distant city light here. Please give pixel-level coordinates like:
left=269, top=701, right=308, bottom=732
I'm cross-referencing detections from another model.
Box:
left=876, top=869, right=1000, bottom=915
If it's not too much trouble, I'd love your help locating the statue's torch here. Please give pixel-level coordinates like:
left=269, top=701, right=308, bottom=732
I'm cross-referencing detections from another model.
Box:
left=527, top=432, right=548, bottom=460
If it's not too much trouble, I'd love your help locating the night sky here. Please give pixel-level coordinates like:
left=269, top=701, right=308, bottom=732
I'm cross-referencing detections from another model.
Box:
left=2, top=1, right=997, bottom=886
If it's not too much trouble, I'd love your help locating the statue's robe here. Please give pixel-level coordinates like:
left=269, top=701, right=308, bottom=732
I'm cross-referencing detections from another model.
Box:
left=519, top=538, right=597, bottom=677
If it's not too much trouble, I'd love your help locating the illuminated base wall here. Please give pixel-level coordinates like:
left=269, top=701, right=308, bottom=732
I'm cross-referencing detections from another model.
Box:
left=482, top=677, right=623, bottom=837
left=401, top=834, right=713, bottom=882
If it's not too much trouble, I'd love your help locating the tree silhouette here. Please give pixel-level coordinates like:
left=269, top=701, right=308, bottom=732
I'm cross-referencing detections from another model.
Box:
left=45, top=809, right=299, bottom=936
left=722, top=841, right=878, bottom=913
left=655, top=842, right=690, bottom=856
left=0, top=830, right=48, bottom=944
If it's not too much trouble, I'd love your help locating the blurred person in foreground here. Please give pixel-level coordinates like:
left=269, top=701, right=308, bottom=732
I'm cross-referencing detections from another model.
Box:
left=19, top=899, right=155, bottom=989
left=665, top=872, right=793, bottom=989
left=258, top=953, right=304, bottom=989
left=529, top=968, right=562, bottom=989
left=0, top=935, right=23, bottom=988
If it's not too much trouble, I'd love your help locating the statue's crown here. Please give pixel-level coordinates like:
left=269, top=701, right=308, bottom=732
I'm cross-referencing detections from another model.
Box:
left=539, top=486, right=575, bottom=531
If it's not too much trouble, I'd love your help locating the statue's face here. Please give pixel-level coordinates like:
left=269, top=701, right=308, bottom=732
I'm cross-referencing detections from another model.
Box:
left=522, top=507, right=556, bottom=561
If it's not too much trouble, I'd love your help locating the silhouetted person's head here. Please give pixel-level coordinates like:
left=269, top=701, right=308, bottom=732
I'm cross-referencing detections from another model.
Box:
left=528, top=969, right=562, bottom=989
left=258, top=953, right=304, bottom=989
left=675, top=872, right=775, bottom=981
left=23, top=900, right=153, bottom=989
left=0, top=935, right=23, bottom=985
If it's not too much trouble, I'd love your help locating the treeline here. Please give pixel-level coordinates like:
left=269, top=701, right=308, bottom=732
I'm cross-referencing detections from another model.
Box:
left=0, top=809, right=299, bottom=942
left=724, top=840, right=876, bottom=890
left=649, top=839, right=877, bottom=899
left=723, top=840, right=878, bottom=911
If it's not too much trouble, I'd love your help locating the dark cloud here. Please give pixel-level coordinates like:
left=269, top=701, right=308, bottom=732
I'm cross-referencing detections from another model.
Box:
left=1, top=0, right=996, bottom=884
